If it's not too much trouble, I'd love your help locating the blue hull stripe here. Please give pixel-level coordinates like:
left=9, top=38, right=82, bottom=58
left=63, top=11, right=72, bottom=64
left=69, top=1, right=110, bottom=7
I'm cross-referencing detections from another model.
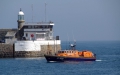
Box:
left=44, top=55, right=96, bottom=62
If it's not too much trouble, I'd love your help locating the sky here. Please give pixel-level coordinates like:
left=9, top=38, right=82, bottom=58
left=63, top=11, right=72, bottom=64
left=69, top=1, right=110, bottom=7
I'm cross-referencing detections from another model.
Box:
left=0, top=0, right=120, bottom=41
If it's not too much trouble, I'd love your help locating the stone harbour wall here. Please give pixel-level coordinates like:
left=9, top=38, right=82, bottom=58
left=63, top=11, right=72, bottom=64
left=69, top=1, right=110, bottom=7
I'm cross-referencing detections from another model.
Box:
left=0, top=44, right=61, bottom=58
left=0, top=43, right=14, bottom=58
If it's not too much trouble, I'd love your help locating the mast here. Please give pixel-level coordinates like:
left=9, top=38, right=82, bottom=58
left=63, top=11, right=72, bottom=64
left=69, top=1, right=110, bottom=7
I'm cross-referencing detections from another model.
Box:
left=31, top=4, right=33, bottom=22
left=45, top=3, right=47, bottom=22
left=54, top=37, right=56, bottom=54
left=67, top=33, right=70, bottom=50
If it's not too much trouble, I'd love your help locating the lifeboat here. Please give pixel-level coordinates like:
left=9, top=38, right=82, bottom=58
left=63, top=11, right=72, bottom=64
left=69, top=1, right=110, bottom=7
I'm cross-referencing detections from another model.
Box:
left=44, top=43, right=96, bottom=62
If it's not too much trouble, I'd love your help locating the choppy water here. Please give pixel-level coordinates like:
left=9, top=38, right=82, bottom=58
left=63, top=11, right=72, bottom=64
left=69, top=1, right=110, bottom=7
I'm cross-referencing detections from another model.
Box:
left=0, top=41, right=120, bottom=75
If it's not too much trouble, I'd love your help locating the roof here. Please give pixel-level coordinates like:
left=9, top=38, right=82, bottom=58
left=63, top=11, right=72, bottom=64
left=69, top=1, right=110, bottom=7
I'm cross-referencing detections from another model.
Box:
left=18, top=8, right=24, bottom=15
left=5, top=31, right=17, bottom=37
left=24, top=22, right=54, bottom=26
left=19, top=11, right=24, bottom=15
left=0, top=29, right=17, bottom=40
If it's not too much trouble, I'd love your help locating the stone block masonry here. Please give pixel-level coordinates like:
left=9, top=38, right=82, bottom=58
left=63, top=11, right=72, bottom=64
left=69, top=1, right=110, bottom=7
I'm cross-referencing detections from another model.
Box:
left=0, top=43, right=61, bottom=58
left=14, top=45, right=61, bottom=57
left=0, top=43, right=14, bottom=58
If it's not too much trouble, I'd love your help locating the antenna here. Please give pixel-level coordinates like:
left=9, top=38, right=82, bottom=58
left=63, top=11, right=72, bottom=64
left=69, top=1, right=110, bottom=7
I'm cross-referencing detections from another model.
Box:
left=31, top=4, right=33, bottom=22
left=67, top=33, right=69, bottom=50
left=72, top=31, right=74, bottom=42
left=67, top=33, right=70, bottom=49
left=71, top=30, right=76, bottom=43
left=45, top=3, right=47, bottom=22
left=72, top=31, right=76, bottom=50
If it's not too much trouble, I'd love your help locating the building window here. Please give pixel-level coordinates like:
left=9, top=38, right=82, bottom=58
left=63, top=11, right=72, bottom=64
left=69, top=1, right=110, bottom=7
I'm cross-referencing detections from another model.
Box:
left=50, top=33, right=52, bottom=36
left=50, top=28, right=52, bottom=31
left=26, top=33, right=28, bottom=37
left=28, top=26, right=31, bottom=28
left=36, top=34, right=44, bottom=38
left=32, top=26, right=34, bottom=28
left=35, top=25, right=38, bottom=28
left=24, top=26, right=28, bottom=28
left=40, top=26, right=43, bottom=28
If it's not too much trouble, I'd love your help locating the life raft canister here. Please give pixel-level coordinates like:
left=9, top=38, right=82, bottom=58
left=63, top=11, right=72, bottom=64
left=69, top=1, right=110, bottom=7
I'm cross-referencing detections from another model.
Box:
left=31, top=34, right=34, bottom=38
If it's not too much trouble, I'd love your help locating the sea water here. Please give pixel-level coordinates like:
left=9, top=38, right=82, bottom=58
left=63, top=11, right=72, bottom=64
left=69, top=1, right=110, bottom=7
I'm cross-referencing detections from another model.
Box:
left=0, top=41, right=120, bottom=75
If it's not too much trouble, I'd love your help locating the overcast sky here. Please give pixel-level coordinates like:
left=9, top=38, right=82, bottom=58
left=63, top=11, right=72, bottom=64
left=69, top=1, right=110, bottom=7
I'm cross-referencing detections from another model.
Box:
left=0, top=0, right=120, bottom=41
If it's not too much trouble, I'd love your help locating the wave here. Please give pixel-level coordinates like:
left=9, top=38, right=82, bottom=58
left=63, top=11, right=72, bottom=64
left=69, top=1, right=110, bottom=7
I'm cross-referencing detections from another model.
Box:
left=96, top=60, right=103, bottom=61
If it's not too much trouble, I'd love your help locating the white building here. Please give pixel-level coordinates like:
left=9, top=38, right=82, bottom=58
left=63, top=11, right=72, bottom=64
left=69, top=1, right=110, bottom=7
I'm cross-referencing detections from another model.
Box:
left=17, top=8, right=57, bottom=41
left=15, top=8, right=61, bottom=52
left=23, top=22, right=54, bottom=41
